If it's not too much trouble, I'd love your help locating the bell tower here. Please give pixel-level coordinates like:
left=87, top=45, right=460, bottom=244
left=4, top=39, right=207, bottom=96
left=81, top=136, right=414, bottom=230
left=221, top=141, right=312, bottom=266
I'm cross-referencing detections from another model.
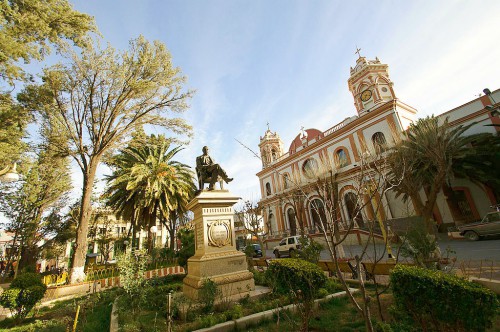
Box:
left=259, top=125, right=284, bottom=169
left=347, top=50, right=396, bottom=116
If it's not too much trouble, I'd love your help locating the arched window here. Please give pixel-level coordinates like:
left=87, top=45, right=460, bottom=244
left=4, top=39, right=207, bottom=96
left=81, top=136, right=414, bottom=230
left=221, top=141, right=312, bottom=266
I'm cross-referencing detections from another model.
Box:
left=271, top=149, right=277, bottom=162
left=344, top=192, right=364, bottom=227
left=302, top=158, right=319, bottom=179
left=265, top=182, right=272, bottom=196
left=336, top=149, right=349, bottom=167
left=283, top=173, right=290, bottom=189
left=310, top=199, right=327, bottom=233
left=372, top=132, right=387, bottom=152
left=286, top=208, right=297, bottom=236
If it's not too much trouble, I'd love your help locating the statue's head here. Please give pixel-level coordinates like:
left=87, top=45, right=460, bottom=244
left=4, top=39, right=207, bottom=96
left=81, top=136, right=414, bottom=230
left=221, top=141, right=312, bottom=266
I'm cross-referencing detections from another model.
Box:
left=202, top=146, right=209, bottom=154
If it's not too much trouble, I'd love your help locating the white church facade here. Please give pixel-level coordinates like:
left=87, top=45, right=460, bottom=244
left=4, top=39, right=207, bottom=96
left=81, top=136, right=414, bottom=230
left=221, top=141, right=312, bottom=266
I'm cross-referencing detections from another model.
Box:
left=256, top=54, right=499, bottom=244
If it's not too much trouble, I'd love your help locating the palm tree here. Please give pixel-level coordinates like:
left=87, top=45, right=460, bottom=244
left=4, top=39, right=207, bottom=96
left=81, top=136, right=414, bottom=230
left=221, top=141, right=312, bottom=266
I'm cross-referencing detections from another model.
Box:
left=389, top=116, right=475, bottom=233
left=105, top=134, right=196, bottom=252
left=444, top=133, right=500, bottom=224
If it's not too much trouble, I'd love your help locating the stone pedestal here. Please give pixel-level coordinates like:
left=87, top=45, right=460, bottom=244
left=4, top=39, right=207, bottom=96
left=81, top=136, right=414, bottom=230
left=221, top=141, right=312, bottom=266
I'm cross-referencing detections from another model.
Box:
left=183, top=190, right=255, bottom=300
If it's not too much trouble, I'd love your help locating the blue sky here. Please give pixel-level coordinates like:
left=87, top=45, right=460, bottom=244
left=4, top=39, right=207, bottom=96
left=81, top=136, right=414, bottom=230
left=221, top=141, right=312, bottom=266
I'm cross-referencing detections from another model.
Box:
left=35, top=1, right=500, bottom=201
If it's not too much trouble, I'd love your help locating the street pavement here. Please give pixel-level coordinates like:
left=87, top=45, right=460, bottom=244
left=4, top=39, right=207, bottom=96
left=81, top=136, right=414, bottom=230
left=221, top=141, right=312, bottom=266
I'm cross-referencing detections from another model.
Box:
left=264, top=234, right=500, bottom=279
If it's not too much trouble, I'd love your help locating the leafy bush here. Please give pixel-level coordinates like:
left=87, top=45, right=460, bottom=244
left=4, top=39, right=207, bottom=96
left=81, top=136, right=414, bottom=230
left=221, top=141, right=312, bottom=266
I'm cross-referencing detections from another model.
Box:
left=0, top=272, right=47, bottom=321
left=172, top=293, right=195, bottom=322
left=266, top=258, right=327, bottom=331
left=159, top=247, right=176, bottom=263
left=400, top=224, right=438, bottom=268
left=296, top=237, right=324, bottom=263
left=176, top=228, right=194, bottom=270
left=145, top=274, right=184, bottom=287
left=324, top=278, right=342, bottom=294
left=252, top=270, right=269, bottom=286
left=116, top=250, right=148, bottom=316
left=244, top=244, right=256, bottom=258
left=198, top=278, right=220, bottom=312
left=226, top=303, right=244, bottom=320
left=266, top=258, right=327, bottom=298
left=391, top=265, right=498, bottom=331
left=141, top=284, right=182, bottom=311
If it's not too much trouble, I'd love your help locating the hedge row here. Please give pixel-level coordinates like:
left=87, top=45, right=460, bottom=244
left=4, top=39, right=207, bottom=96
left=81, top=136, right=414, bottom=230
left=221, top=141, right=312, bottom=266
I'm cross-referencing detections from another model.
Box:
left=390, top=265, right=498, bottom=332
left=266, top=258, right=327, bottom=300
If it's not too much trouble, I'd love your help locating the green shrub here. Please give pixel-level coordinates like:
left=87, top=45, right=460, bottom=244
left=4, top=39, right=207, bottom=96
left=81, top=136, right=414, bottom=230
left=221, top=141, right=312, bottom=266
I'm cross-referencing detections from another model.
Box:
left=266, top=258, right=327, bottom=299
left=172, top=293, right=195, bottom=322
left=244, top=244, right=255, bottom=258
left=266, top=258, right=327, bottom=331
left=324, top=278, right=342, bottom=294
left=0, top=272, right=47, bottom=321
left=296, top=237, right=323, bottom=263
left=252, top=270, right=269, bottom=286
left=390, top=265, right=498, bottom=331
left=176, top=228, right=194, bottom=270
left=317, top=288, right=329, bottom=298
left=226, top=303, right=244, bottom=319
left=141, top=284, right=182, bottom=311
left=198, top=278, right=220, bottom=312
left=400, top=224, right=438, bottom=268
left=116, top=250, right=148, bottom=316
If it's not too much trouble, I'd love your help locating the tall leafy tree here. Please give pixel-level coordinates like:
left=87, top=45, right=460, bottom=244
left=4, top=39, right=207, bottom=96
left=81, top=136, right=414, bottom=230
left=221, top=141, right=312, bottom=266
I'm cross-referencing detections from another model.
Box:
left=0, top=0, right=96, bottom=84
left=0, top=93, right=29, bottom=168
left=24, top=36, right=193, bottom=282
left=0, top=115, right=72, bottom=273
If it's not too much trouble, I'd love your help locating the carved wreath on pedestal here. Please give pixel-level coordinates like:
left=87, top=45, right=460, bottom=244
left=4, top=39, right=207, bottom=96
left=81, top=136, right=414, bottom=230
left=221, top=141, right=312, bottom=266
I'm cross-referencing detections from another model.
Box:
left=207, top=220, right=231, bottom=247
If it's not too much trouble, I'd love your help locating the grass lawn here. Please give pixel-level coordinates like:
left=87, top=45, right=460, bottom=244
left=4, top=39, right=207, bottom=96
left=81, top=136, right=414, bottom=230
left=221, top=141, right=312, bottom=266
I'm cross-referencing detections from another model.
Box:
left=0, top=289, right=118, bottom=332
left=242, top=285, right=500, bottom=332
left=117, top=274, right=343, bottom=332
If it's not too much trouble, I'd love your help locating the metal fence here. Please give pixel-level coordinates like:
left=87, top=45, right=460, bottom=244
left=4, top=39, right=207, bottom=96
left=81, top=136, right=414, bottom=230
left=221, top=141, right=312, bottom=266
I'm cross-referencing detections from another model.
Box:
left=42, top=271, right=69, bottom=286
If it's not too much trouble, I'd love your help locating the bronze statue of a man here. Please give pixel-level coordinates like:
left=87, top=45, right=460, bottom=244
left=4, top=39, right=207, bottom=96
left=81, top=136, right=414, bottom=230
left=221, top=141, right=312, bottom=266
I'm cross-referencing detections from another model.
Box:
left=196, top=146, right=233, bottom=190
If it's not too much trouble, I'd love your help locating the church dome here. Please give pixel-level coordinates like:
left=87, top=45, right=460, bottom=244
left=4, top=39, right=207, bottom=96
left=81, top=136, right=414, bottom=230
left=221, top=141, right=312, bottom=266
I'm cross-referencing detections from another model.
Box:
left=289, top=128, right=323, bottom=154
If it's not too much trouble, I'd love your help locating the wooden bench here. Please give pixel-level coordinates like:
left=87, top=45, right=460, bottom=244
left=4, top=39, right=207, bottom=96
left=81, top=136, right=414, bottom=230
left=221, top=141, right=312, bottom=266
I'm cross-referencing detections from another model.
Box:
left=317, top=259, right=358, bottom=279
left=361, top=261, right=412, bottom=281
left=249, top=258, right=269, bottom=271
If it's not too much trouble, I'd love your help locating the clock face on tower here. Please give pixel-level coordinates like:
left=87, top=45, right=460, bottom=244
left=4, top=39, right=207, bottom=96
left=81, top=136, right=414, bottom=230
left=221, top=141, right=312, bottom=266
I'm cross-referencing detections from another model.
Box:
left=360, top=89, right=372, bottom=102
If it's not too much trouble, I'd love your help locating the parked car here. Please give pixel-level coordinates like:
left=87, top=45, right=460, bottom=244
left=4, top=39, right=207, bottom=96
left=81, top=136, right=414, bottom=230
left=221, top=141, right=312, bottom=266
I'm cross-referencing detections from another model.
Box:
left=458, top=211, right=500, bottom=241
left=244, top=243, right=263, bottom=258
left=273, top=236, right=303, bottom=258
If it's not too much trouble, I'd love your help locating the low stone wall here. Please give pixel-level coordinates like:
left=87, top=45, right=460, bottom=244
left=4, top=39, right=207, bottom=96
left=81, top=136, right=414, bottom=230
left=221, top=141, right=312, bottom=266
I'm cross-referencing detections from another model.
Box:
left=470, top=277, right=500, bottom=294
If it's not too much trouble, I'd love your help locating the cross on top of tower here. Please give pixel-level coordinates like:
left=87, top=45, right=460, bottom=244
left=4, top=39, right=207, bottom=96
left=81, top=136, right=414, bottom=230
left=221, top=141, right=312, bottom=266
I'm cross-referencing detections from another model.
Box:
left=355, top=46, right=362, bottom=59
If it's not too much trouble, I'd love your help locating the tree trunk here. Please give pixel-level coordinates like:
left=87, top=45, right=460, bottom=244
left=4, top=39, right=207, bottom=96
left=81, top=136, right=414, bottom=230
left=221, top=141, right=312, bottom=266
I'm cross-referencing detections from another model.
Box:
left=69, top=159, right=99, bottom=283
left=168, top=211, right=176, bottom=250
left=130, top=211, right=137, bottom=251
left=147, top=201, right=159, bottom=253
left=442, top=183, right=466, bottom=225
left=17, top=245, right=39, bottom=273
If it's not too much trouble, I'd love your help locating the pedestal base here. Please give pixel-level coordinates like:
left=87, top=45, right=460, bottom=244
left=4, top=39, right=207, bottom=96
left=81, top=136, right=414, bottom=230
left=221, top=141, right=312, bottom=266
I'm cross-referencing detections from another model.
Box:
left=183, top=251, right=255, bottom=300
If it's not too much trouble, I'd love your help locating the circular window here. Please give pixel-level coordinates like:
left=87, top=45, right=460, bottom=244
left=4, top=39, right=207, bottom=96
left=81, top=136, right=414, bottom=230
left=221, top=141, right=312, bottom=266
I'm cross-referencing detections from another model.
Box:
left=381, top=87, right=388, bottom=92
left=302, top=158, right=319, bottom=179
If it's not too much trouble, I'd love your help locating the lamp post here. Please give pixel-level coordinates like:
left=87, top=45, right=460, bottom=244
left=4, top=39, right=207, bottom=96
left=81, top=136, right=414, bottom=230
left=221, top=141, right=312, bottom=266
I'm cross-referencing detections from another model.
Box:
left=483, top=88, right=496, bottom=103
left=364, top=176, right=394, bottom=261
left=0, top=163, right=19, bottom=183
